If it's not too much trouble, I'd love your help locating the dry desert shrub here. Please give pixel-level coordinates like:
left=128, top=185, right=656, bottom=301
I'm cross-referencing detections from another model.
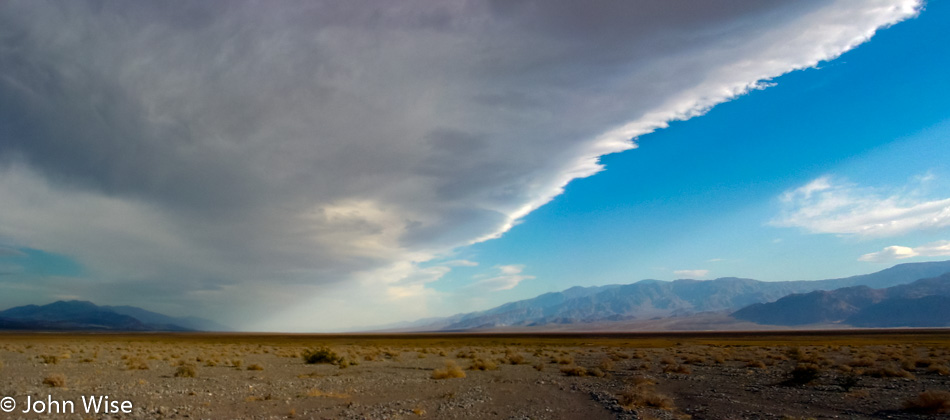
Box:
left=431, top=360, right=466, bottom=379
left=43, top=373, right=66, bottom=388
left=783, top=363, right=821, bottom=386
left=560, top=365, right=588, bottom=377
left=848, top=357, right=876, bottom=368
left=618, top=378, right=674, bottom=411
left=302, top=347, right=342, bottom=365
left=903, top=390, right=950, bottom=414
left=383, top=350, right=402, bottom=361
left=746, top=360, right=767, bottom=369
left=927, top=363, right=949, bottom=375
left=503, top=351, right=526, bottom=365
left=175, top=364, right=198, bottom=378
left=834, top=373, right=860, bottom=392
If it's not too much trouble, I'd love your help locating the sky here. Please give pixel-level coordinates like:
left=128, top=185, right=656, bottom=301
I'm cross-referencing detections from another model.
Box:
left=1, top=0, right=948, bottom=332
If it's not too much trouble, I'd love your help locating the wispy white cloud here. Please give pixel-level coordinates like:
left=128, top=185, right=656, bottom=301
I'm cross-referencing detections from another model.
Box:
left=674, top=269, right=709, bottom=279
left=0, top=0, right=921, bottom=330
left=773, top=176, right=950, bottom=237
left=469, top=265, right=534, bottom=292
left=444, top=260, right=479, bottom=267
left=859, top=240, right=950, bottom=262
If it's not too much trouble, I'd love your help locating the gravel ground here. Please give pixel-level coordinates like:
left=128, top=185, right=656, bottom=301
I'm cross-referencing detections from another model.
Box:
left=0, top=333, right=948, bottom=419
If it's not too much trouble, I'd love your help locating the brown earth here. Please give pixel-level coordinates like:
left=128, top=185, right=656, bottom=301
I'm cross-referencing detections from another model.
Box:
left=0, top=330, right=948, bottom=419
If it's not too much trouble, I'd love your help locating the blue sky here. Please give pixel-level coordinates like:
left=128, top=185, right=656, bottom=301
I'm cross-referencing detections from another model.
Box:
left=1, top=0, right=945, bottom=331
left=425, top=0, right=950, bottom=313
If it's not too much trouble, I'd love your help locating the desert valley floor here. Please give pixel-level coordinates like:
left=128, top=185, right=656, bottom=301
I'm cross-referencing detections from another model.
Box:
left=0, top=330, right=949, bottom=419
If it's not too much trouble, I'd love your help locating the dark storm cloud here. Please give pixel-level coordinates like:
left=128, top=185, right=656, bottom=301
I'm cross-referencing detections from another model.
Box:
left=0, top=0, right=919, bottom=330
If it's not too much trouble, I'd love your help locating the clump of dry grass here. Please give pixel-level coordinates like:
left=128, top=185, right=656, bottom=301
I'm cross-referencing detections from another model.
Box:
left=43, top=373, right=66, bottom=387
left=682, top=355, right=705, bottom=365
left=863, top=366, right=915, bottom=379
left=431, top=360, right=466, bottom=379
left=306, top=388, right=350, bottom=399
left=662, top=364, right=691, bottom=375
left=469, top=358, right=498, bottom=371
left=553, top=355, right=574, bottom=365
left=903, top=390, right=950, bottom=414
left=175, top=364, right=198, bottom=378
left=846, top=389, right=870, bottom=399
left=125, top=358, right=149, bottom=370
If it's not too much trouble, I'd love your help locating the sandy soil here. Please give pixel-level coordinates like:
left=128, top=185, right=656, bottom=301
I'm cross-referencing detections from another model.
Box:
left=0, top=331, right=948, bottom=419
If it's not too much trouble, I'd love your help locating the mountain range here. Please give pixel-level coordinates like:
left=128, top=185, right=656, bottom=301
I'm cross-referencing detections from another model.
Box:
left=733, top=273, right=950, bottom=327
left=0, top=300, right=230, bottom=332
left=384, top=260, right=950, bottom=331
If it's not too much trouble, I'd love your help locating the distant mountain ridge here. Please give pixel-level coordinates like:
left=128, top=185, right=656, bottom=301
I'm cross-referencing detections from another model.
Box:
left=0, top=300, right=229, bottom=332
left=387, top=260, right=950, bottom=331
left=733, top=273, right=950, bottom=327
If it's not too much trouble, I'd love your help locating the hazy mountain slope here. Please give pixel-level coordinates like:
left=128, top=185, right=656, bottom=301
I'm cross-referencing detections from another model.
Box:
left=846, top=295, right=950, bottom=327
left=105, top=305, right=232, bottom=331
left=731, top=286, right=886, bottom=326
left=733, top=273, right=950, bottom=326
left=0, top=301, right=154, bottom=331
left=0, top=300, right=226, bottom=331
